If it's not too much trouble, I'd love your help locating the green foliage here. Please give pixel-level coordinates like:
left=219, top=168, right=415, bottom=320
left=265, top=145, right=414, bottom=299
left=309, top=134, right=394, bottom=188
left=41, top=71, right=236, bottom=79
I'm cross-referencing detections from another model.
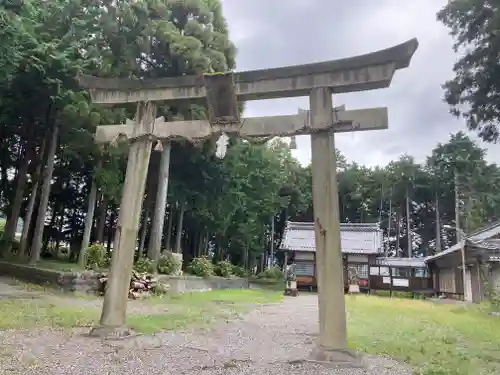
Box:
left=152, top=281, right=170, bottom=296
left=231, top=265, right=247, bottom=278
left=134, top=257, right=155, bottom=274
left=44, top=243, right=69, bottom=260
left=437, top=0, right=500, bottom=142
left=214, top=260, right=233, bottom=277
left=85, top=244, right=108, bottom=270
left=257, top=266, right=283, bottom=280
left=187, top=256, right=214, bottom=277
left=157, top=252, right=182, bottom=275
left=479, top=265, right=500, bottom=310
left=486, top=284, right=500, bottom=310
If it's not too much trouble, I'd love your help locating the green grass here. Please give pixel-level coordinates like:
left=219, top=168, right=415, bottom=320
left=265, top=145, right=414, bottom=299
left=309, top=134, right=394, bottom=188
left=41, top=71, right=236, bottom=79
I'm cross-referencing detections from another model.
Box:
left=347, top=296, right=500, bottom=375
left=248, top=277, right=285, bottom=291
left=0, top=288, right=283, bottom=334
left=34, top=259, right=84, bottom=272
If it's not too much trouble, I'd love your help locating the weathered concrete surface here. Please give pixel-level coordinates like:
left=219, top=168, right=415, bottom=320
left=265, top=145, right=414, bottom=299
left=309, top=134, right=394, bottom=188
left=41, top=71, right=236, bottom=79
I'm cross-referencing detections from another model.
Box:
left=309, top=88, right=348, bottom=354
left=78, top=38, right=418, bottom=104
left=0, top=294, right=411, bottom=375
left=94, top=106, right=388, bottom=144
left=158, top=275, right=249, bottom=294
left=99, top=101, right=156, bottom=328
left=0, top=262, right=249, bottom=295
left=0, top=262, right=98, bottom=293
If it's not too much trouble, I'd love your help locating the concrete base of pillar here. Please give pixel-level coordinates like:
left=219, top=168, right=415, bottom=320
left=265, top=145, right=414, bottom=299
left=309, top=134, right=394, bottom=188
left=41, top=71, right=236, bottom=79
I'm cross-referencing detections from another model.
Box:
left=307, top=346, right=365, bottom=368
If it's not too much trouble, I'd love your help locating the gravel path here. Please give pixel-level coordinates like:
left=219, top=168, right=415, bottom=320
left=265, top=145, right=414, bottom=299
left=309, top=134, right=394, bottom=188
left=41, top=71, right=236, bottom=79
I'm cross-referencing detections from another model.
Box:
left=0, top=294, right=411, bottom=375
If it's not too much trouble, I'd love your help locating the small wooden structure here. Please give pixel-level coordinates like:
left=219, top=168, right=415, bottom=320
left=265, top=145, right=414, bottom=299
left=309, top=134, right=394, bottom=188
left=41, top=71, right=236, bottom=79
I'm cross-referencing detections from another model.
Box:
left=369, top=257, right=433, bottom=295
left=279, top=221, right=383, bottom=291
left=426, top=222, right=500, bottom=302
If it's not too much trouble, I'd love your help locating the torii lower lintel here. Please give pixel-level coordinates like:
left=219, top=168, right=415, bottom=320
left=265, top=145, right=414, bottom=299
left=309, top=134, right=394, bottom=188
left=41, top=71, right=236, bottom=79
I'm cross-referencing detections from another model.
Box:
left=94, top=106, right=388, bottom=144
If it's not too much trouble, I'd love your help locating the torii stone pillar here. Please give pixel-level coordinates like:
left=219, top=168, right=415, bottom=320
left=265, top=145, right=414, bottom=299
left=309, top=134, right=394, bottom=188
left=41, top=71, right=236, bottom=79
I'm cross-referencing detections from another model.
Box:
left=78, top=38, right=418, bottom=364
left=309, top=87, right=349, bottom=361
left=148, top=141, right=171, bottom=264
left=99, top=101, right=156, bottom=330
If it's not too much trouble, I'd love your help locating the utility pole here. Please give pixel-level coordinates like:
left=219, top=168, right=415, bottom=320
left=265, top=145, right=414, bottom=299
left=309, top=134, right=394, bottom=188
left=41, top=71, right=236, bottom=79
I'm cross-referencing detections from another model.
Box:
left=435, top=191, right=442, bottom=253
left=396, top=208, right=400, bottom=255
left=454, top=169, right=468, bottom=301
left=454, top=170, right=461, bottom=242
left=406, top=186, right=412, bottom=258
left=387, top=188, right=392, bottom=257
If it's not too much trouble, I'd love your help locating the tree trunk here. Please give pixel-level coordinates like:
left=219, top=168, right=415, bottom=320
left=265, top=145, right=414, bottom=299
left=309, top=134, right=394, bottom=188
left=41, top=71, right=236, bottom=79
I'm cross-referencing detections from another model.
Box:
left=196, top=229, right=205, bottom=257
left=165, top=205, right=174, bottom=251
left=138, top=204, right=150, bottom=254
left=1, top=139, right=36, bottom=256
left=174, top=201, right=185, bottom=254
left=55, top=211, right=64, bottom=254
left=96, top=196, right=107, bottom=244
left=78, top=177, right=98, bottom=267
left=0, top=132, right=7, bottom=204
left=18, top=182, right=39, bottom=259
left=30, top=124, right=59, bottom=264
left=107, top=210, right=116, bottom=253
left=18, top=137, right=47, bottom=259
left=42, top=205, right=58, bottom=256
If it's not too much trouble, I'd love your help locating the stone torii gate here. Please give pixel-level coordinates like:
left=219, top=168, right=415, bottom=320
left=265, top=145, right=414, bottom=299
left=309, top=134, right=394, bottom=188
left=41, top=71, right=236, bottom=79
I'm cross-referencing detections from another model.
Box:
left=79, top=38, right=418, bottom=365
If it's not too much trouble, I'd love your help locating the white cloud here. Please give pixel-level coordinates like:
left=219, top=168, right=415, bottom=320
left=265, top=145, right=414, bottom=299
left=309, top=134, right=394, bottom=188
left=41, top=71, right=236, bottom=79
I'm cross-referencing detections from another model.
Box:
left=221, top=0, right=500, bottom=168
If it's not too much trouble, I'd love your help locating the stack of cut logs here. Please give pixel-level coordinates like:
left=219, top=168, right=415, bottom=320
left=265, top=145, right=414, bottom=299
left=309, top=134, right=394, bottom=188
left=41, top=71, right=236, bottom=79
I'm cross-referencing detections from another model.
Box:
left=97, top=270, right=161, bottom=299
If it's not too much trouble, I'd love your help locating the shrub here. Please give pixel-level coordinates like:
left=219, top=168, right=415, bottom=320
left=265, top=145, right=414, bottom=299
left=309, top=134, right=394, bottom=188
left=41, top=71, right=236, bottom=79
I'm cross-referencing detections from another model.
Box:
left=157, top=252, right=182, bottom=275
left=85, top=244, right=108, bottom=270
left=134, top=257, right=156, bottom=273
left=257, top=266, right=283, bottom=280
left=187, top=256, right=214, bottom=277
left=152, top=281, right=170, bottom=296
left=214, top=260, right=233, bottom=277
left=231, top=265, right=247, bottom=278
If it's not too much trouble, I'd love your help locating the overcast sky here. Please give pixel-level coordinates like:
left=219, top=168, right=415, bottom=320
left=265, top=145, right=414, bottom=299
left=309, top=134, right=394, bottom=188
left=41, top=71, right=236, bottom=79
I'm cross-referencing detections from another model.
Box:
left=220, top=0, right=500, bottom=168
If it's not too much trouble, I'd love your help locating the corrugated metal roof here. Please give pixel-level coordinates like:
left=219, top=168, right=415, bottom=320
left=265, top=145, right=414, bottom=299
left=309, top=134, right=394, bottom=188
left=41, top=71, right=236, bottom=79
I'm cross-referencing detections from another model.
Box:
left=280, top=221, right=383, bottom=254
left=425, top=221, right=500, bottom=262
left=375, top=257, right=426, bottom=268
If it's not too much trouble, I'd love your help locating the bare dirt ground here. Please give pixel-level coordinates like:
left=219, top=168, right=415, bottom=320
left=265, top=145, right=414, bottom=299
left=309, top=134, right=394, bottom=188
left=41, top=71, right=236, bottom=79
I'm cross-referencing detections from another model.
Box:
left=0, top=280, right=411, bottom=375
